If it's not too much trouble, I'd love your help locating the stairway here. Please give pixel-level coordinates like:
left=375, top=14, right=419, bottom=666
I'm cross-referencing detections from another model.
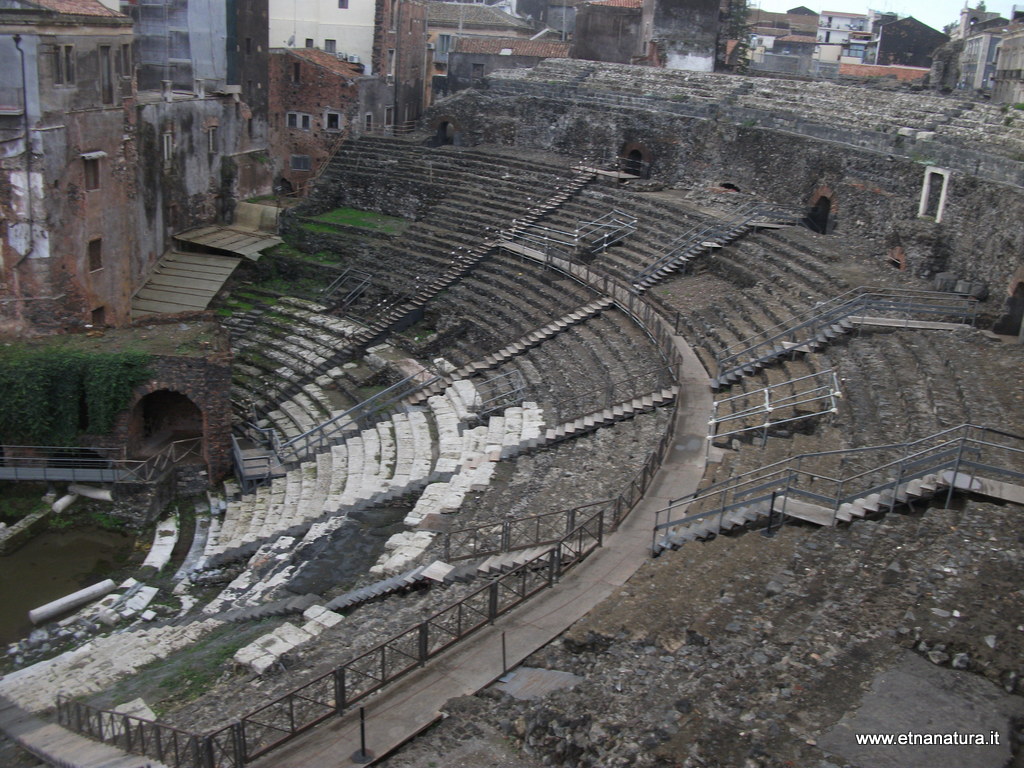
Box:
left=542, top=386, right=679, bottom=444
left=653, top=471, right=955, bottom=554
left=631, top=205, right=800, bottom=292
left=403, top=296, right=616, bottom=406
left=712, top=289, right=979, bottom=390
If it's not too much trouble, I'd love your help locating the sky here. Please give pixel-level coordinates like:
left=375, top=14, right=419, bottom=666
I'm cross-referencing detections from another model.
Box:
left=748, top=0, right=1018, bottom=34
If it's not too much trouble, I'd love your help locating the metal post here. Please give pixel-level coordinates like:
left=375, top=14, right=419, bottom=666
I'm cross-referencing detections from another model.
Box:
left=350, top=707, right=375, bottom=763
left=501, top=631, right=508, bottom=674
left=763, top=490, right=777, bottom=538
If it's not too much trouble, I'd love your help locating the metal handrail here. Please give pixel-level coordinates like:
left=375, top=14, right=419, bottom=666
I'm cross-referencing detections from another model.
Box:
left=715, top=287, right=979, bottom=377
left=654, top=424, right=1024, bottom=535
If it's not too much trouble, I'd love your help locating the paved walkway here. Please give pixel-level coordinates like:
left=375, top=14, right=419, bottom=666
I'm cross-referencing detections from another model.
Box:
left=252, top=336, right=712, bottom=767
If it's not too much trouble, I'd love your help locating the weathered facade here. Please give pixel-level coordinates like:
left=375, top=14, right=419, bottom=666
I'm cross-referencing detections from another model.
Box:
left=641, top=0, right=719, bottom=71
left=869, top=16, right=948, bottom=69
left=573, top=0, right=642, bottom=65
left=0, top=0, right=135, bottom=334
left=375, top=0, right=428, bottom=125
left=993, top=24, right=1024, bottom=104
left=446, top=37, right=570, bottom=93
left=268, top=47, right=362, bottom=193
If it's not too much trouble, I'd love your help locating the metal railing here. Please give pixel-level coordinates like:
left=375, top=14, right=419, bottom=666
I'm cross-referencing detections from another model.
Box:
left=0, top=438, right=202, bottom=484
left=708, top=369, right=841, bottom=448
left=60, top=503, right=609, bottom=768
left=56, top=696, right=208, bottom=768
left=714, top=287, right=980, bottom=383
left=631, top=203, right=801, bottom=286
left=653, top=424, right=1024, bottom=549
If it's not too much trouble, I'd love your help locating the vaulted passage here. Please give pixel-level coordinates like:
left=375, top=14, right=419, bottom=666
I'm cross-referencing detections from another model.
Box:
left=130, top=389, right=203, bottom=457
left=806, top=195, right=832, bottom=234
left=993, top=282, right=1024, bottom=337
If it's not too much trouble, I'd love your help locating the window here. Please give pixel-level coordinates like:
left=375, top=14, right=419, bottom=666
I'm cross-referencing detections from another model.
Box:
left=387, top=48, right=395, bottom=79
left=208, top=126, right=218, bottom=153
left=437, top=34, right=452, bottom=54
left=292, top=62, right=301, bottom=83
left=83, top=157, right=100, bottom=190
left=100, top=46, right=113, bottom=104
left=305, top=38, right=314, bottom=48
left=384, top=106, right=394, bottom=126
left=119, top=44, right=131, bottom=77
left=338, top=0, right=348, bottom=7
left=54, top=44, right=75, bottom=85
left=245, top=37, right=252, bottom=54
left=88, top=239, right=102, bottom=271
left=91, top=306, right=106, bottom=327
left=325, top=112, right=341, bottom=131
left=325, top=39, right=336, bottom=54
left=472, top=63, right=485, bottom=81
left=291, top=154, right=311, bottom=171
left=286, top=112, right=310, bottom=130
left=364, top=113, right=373, bottom=131
left=162, top=131, right=174, bottom=166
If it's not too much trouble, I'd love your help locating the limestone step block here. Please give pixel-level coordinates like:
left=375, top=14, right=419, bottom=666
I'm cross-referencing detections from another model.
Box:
left=0, top=618, right=224, bottom=713
left=370, top=530, right=437, bottom=577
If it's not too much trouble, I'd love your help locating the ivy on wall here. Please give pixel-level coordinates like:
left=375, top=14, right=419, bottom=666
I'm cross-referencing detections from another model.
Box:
left=0, top=349, right=151, bottom=445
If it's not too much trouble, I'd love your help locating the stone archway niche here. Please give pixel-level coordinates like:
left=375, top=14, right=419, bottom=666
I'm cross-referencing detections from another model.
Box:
left=128, top=389, right=204, bottom=459
left=805, top=185, right=837, bottom=234
left=619, top=142, right=651, bottom=179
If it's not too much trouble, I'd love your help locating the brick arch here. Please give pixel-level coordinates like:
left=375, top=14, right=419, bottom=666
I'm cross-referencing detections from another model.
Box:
left=806, top=185, right=838, bottom=234
left=993, top=266, right=1024, bottom=336
left=619, top=142, right=652, bottom=178
left=432, top=118, right=459, bottom=146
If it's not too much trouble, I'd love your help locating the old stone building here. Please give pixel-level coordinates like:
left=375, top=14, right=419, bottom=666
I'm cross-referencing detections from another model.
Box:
left=268, top=46, right=364, bottom=193
left=0, top=0, right=136, bottom=334
left=445, top=37, right=570, bottom=93
left=641, top=0, right=719, bottom=70
left=573, top=0, right=643, bottom=65
left=993, top=22, right=1024, bottom=103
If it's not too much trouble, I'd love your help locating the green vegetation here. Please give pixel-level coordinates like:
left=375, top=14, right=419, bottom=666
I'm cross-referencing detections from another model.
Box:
left=0, top=349, right=151, bottom=445
left=0, top=483, right=48, bottom=523
left=309, top=207, right=409, bottom=235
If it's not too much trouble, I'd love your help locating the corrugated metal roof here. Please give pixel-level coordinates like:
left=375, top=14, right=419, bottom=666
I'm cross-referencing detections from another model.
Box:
left=132, top=251, right=241, bottom=318
left=175, top=226, right=282, bottom=260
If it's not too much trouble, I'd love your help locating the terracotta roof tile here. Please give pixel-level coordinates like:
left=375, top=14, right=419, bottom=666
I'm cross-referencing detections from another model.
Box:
left=586, top=0, right=642, bottom=7
left=453, top=37, right=572, bottom=57
left=27, top=0, right=122, bottom=17
left=286, top=47, right=364, bottom=77
left=427, top=3, right=532, bottom=29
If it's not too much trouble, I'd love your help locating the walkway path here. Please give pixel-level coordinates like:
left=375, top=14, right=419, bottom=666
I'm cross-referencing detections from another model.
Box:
left=252, top=336, right=712, bottom=767
left=0, top=695, right=166, bottom=768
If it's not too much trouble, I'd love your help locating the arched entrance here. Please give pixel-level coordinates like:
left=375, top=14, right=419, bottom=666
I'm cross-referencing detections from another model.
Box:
left=806, top=195, right=832, bottom=234
left=435, top=120, right=456, bottom=146
left=619, top=143, right=651, bottom=179
left=130, top=390, right=203, bottom=458
left=994, top=282, right=1024, bottom=337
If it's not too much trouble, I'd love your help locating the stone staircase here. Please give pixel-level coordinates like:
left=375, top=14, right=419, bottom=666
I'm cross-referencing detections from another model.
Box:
left=403, top=296, right=615, bottom=406
left=653, top=424, right=1024, bottom=554
left=712, top=288, right=979, bottom=390
left=631, top=204, right=801, bottom=292
left=543, top=386, right=679, bottom=444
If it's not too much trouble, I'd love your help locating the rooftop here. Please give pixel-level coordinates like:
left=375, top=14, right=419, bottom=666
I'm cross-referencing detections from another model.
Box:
left=12, top=0, right=122, bottom=17
left=427, top=3, right=532, bottom=30
left=278, top=47, right=364, bottom=78
left=453, top=36, right=572, bottom=56
left=585, top=0, right=643, bottom=7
